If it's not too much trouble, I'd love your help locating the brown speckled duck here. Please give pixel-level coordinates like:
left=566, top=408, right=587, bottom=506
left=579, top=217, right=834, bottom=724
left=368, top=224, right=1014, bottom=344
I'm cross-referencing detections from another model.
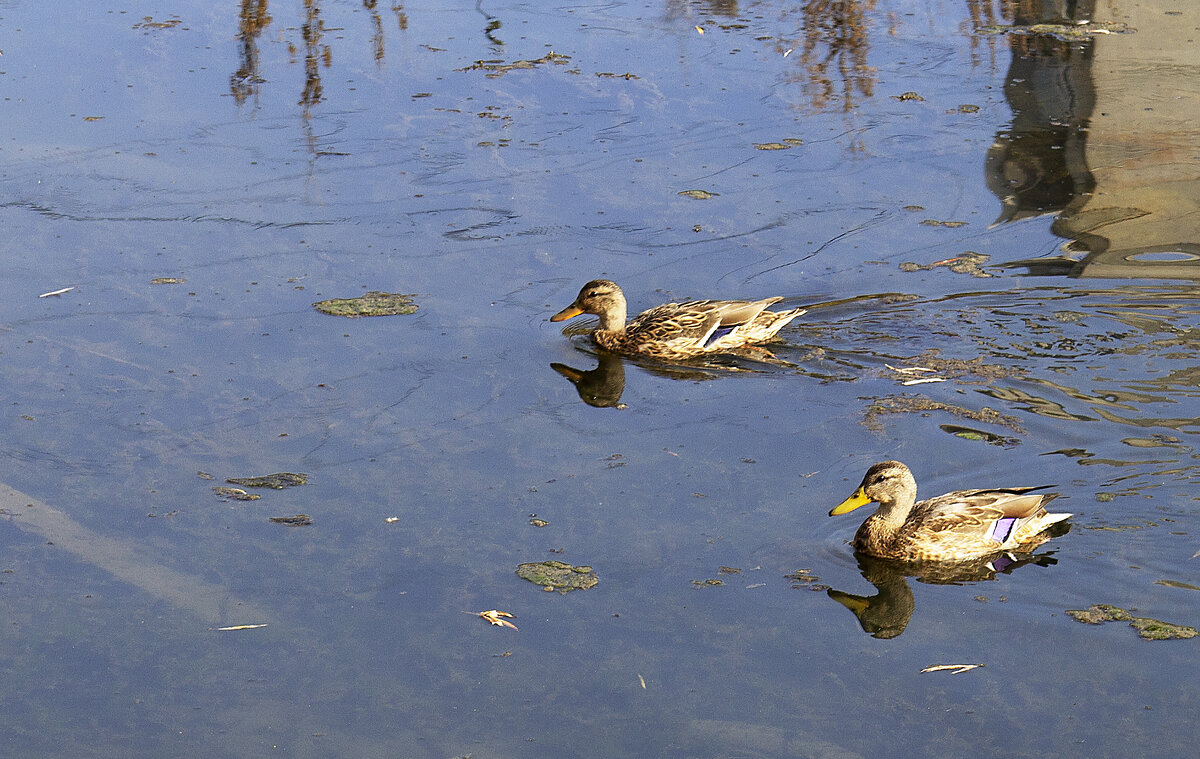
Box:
left=550, top=279, right=805, bottom=361
left=830, top=461, right=1071, bottom=562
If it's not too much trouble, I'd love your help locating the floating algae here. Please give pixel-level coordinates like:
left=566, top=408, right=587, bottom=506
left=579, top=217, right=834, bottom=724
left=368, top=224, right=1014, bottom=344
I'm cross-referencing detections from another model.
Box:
left=515, top=561, right=598, bottom=592
left=226, top=472, right=308, bottom=489
left=1066, top=604, right=1197, bottom=641
left=313, top=292, right=418, bottom=317
left=213, top=486, right=261, bottom=501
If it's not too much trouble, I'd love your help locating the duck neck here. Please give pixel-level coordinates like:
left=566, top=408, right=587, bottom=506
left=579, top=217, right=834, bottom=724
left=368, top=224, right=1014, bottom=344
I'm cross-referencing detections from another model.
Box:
left=870, top=499, right=912, bottom=535
left=595, top=299, right=627, bottom=333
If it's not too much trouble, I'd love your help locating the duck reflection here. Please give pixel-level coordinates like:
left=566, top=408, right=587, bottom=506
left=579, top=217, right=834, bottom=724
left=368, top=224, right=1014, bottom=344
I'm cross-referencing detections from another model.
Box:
left=828, top=549, right=1060, bottom=639
left=551, top=353, right=628, bottom=409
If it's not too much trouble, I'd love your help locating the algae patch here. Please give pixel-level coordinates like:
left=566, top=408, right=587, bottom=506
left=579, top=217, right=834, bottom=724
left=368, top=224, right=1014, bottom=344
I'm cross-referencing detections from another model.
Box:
left=862, top=395, right=1024, bottom=434
left=226, top=472, right=308, bottom=489
left=515, top=561, right=598, bottom=592
left=213, top=487, right=260, bottom=502
left=1066, top=604, right=1197, bottom=641
left=313, top=292, right=418, bottom=317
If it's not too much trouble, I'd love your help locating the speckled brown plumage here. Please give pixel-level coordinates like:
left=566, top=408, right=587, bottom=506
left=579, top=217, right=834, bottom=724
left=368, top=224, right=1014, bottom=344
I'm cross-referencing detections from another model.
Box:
left=830, top=461, right=1071, bottom=562
left=550, top=279, right=805, bottom=360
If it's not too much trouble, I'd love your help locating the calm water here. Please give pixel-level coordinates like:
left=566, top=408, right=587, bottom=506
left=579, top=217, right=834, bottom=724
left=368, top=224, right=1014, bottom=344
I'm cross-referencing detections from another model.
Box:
left=1, top=0, right=1198, bottom=756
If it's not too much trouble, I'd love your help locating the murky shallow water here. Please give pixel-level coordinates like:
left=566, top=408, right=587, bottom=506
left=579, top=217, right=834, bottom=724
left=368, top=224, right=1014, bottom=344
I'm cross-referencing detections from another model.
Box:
left=1, top=0, right=1198, bottom=756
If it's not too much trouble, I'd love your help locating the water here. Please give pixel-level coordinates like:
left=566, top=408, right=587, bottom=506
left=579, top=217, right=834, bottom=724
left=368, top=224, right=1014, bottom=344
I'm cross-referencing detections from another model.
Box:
left=1, top=0, right=1198, bottom=756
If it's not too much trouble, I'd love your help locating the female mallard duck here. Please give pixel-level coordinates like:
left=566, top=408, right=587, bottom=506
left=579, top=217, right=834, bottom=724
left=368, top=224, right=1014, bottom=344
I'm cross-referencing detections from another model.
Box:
left=550, top=279, right=805, bottom=360
left=830, top=461, right=1071, bottom=562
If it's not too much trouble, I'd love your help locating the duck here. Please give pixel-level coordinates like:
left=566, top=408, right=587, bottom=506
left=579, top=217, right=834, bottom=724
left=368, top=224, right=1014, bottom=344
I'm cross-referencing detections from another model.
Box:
left=549, top=279, right=805, bottom=360
left=829, top=460, right=1071, bottom=562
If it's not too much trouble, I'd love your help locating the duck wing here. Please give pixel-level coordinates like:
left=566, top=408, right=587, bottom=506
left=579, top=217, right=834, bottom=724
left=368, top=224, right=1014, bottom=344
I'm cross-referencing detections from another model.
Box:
left=913, top=486, right=1069, bottom=546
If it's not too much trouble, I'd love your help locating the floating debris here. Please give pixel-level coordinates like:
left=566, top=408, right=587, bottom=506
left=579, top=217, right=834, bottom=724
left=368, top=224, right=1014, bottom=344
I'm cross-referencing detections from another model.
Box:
left=921, top=663, right=983, bottom=675
left=900, top=252, right=992, bottom=277
left=470, top=609, right=518, bottom=630
left=885, top=363, right=946, bottom=385
left=940, top=424, right=1021, bottom=448
left=863, top=395, right=1024, bottom=434
left=151, top=277, right=186, bottom=285
left=515, top=560, right=598, bottom=592
left=313, top=292, right=418, bottom=317
left=269, top=514, right=313, bottom=526
left=529, top=517, right=549, bottom=527
left=385, top=516, right=400, bottom=524
left=596, top=71, right=639, bottom=80
left=785, top=568, right=829, bottom=591
left=456, top=51, right=570, bottom=78
left=893, top=91, right=924, bottom=101
left=678, top=189, right=718, bottom=199
left=226, top=473, right=308, bottom=489
left=132, top=16, right=183, bottom=31
left=38, top=287, right=75, bottom=298
left=216, top=624, right=268, bottom=631
left=692, top=578, right=724, bottom=587
left=918, top=219, right=968, bottom=228
left=212, top=487, right=260, bottom=502
left=754, top=142, right=792, bottom=150
left=1066, top=604, right=1197, bottom=641
left=1156, top=580, right=1200, bottom=592
left=976, top=21, right=1134, bottom=41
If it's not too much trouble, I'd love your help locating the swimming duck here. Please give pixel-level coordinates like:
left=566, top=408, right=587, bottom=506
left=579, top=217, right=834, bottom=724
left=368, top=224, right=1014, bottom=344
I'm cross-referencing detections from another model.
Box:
left=550, top=279, right=805, bottom=360
left=830, top=461, right=1070, bottom=562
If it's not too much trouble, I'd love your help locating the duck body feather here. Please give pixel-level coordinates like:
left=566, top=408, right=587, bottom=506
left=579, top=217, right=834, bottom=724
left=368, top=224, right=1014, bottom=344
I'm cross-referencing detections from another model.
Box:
left=832, top=461, right=1071, bottom=563
left=551, top=279, right=804, bottom=360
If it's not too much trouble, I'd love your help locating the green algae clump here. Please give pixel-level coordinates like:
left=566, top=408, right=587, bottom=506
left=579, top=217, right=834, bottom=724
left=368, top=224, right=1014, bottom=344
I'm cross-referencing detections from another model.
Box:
left=226, top=473, right=308, bottom=489
left=313, top=292, right=418, bottom=317
left=1066, top=604, right=1197, bottom=641
left=515, top=561, right=598, bottom=592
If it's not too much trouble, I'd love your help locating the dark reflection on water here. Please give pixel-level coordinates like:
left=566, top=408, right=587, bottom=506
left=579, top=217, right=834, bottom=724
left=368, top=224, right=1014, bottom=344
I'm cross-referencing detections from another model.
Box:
left=828, top=549, right=1062, bottom=638
left=551, top=353, right=628, bottom=408
left=983, top=0, right=1200, bottom=279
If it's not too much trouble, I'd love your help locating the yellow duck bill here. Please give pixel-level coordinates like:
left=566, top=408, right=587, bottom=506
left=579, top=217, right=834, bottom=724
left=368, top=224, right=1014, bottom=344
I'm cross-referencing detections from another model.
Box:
left=830, top=487, right=872, bottom=516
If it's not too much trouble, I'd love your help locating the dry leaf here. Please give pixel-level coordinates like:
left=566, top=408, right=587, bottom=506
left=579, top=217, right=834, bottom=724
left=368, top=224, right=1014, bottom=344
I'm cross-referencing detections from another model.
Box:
left=471, top=609, right=518, bottom=630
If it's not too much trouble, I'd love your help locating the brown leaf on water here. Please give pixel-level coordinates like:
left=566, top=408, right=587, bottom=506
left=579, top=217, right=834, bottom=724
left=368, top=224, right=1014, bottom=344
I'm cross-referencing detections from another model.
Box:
left=471, top=609, right=518, bottom=630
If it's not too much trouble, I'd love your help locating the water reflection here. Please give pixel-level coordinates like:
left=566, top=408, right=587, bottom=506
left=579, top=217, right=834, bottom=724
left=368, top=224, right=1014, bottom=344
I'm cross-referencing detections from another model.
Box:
left=985, top=0, right=1200, bottom=279
left=230, top=0, right=409, bottom=112
left=780, top=0, right=876, bottom=112
left=828, top=550, right=1061, bottom=638
left=551, top=354, right=628, bottom=409
left=230, top=0, right=271, bottom=105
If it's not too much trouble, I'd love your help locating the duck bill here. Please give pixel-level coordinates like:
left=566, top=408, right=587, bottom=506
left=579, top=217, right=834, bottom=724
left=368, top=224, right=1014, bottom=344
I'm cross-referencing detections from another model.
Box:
left=550, top=304, right=584, bottom=322
left=830, top=488, right=872, bottom=516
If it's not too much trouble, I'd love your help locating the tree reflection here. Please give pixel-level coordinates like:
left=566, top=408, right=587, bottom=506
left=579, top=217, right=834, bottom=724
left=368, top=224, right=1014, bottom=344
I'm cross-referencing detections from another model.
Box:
left=784, top=0, right=876, bottom=112
left=230, top=1, right=408, bottom=112
left=230, top=0, right=271, bottom=106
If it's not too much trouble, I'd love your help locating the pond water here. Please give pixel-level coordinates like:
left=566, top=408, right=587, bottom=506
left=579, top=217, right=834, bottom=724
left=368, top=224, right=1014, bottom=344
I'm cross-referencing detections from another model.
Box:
left=1, top=0, right=1198, bottom=756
